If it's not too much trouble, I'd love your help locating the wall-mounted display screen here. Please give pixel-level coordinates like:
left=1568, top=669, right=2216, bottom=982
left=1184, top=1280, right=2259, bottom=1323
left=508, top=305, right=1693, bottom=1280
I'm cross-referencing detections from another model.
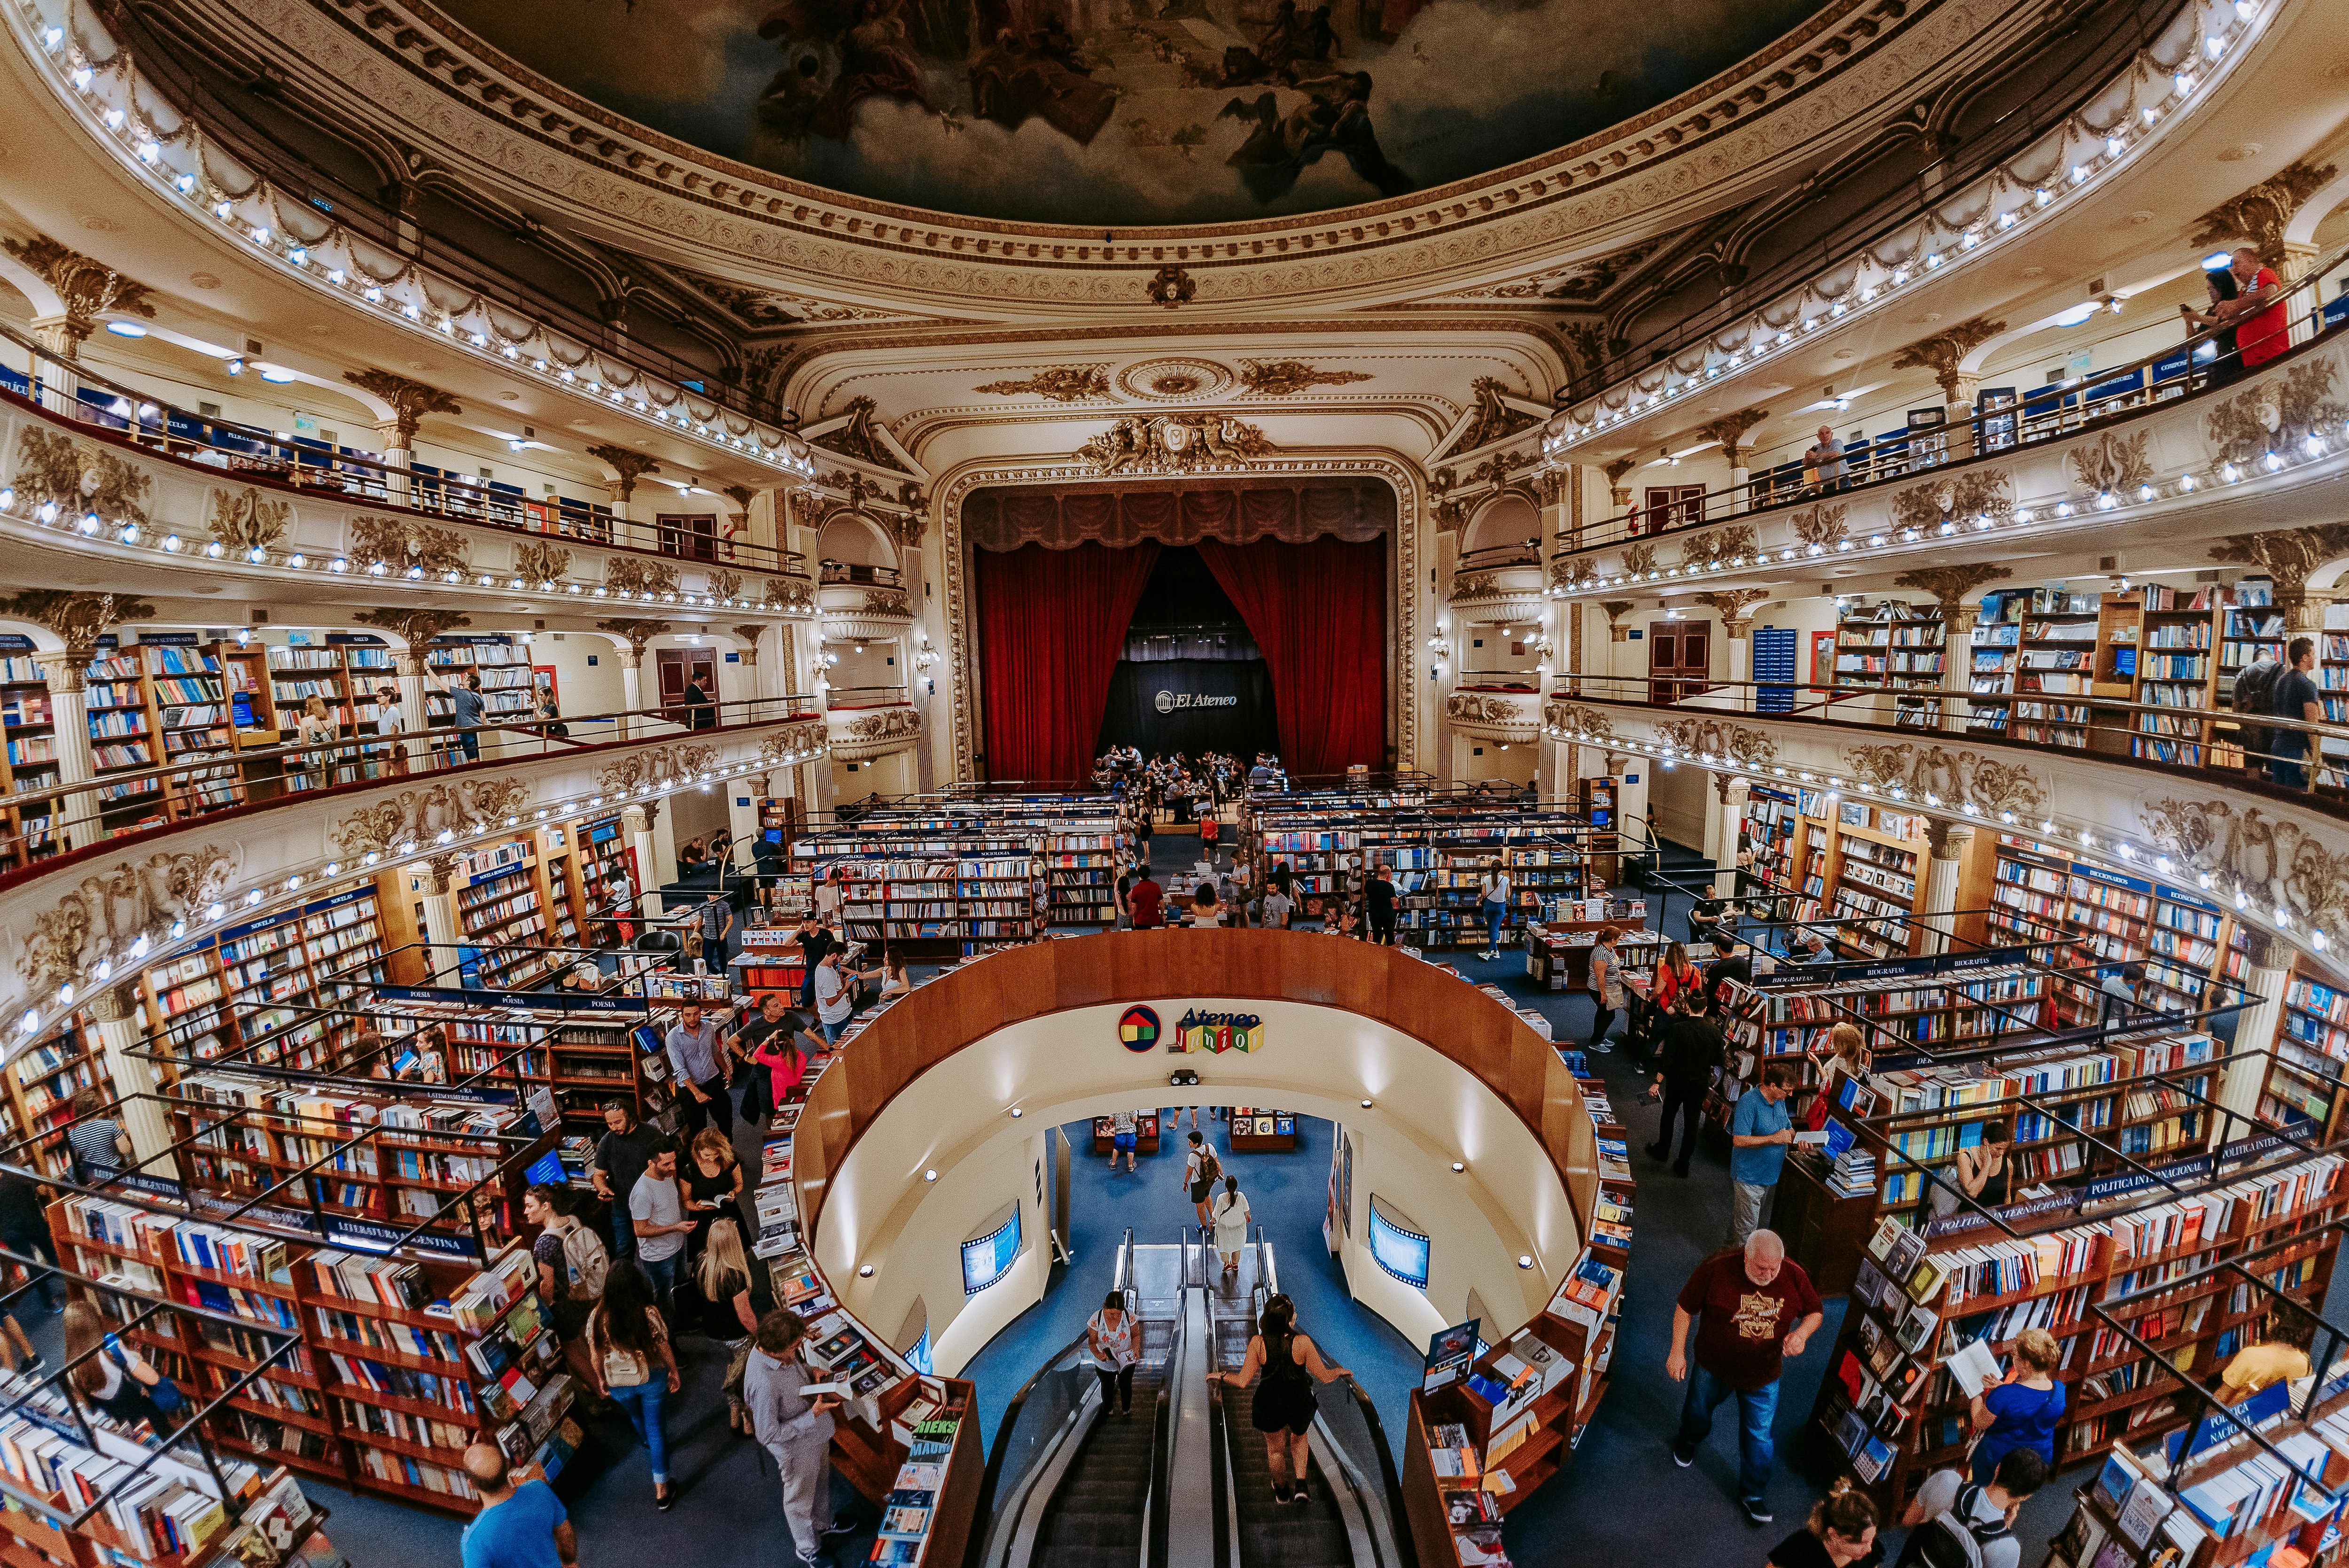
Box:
left=1367, top=1196, right=1431, bottom=1289
left=961, top=1205, right=1022, bottom=1296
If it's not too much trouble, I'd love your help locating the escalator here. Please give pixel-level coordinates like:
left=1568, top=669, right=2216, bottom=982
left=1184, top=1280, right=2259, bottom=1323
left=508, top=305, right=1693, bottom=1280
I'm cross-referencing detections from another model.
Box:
left=1030, top=1361, right=1168, bottom=1568
left=1217, top=1380, right=1354, bottom=1568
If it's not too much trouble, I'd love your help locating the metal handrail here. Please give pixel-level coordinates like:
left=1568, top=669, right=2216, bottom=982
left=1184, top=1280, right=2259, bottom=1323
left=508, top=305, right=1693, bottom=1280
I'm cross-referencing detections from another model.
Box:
left=0, top=325, right=815, bottom=577
left=0, top=691, right=823, bottom=876
left=1555, top=237, right=2349, bottom=554
left=1548, top=674, right=2349, bottom=814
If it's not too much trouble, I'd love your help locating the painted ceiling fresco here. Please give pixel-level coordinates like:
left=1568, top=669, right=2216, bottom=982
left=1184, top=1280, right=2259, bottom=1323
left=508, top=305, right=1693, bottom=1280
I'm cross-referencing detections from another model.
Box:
left=437, top=0, right=1832, bottom=226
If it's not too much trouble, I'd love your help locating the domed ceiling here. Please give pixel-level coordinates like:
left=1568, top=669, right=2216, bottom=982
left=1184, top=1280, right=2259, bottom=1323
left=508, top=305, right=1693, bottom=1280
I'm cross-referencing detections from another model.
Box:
left=432, top=0, right=1830, bottom=227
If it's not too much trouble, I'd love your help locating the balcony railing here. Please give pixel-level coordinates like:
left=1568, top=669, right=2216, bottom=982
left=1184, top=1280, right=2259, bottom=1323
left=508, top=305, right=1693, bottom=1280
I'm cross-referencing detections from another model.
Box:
left=826, top=684, right=913, bottom=709
left=0, top=692, right=822, bottom=879
left=1556, top=241, right=2349, bottom=559
left=0, top=323, right=814, bottom=580
left=819, top=560, right=906, bottom=589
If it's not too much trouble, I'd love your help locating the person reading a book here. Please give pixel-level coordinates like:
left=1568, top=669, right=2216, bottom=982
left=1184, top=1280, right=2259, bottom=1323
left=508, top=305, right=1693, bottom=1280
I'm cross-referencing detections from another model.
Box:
left=744, top=1308, right=850, bottom=1568
left=1666, top=1228, right=1823, bottom=1528
left=1208, top=1294, right=1353, bottom=1505
left=458, top=1444, right=576, bottom=1568
left=2217, top=1306, right=2316, bottom=1405
left=1768, top=1478, right=1881, bottom=1568
left=1728, top=1066, right=1797, bottom=1248
left=1967, top=1326, right=2063, bottom=1484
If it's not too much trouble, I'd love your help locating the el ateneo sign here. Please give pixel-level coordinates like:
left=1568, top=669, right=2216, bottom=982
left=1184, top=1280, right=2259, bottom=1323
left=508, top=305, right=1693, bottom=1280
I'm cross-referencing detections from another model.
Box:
left=1118, top=1004, right=1264, bottom=1053
left=1154, top=689, right=1239, bottom=713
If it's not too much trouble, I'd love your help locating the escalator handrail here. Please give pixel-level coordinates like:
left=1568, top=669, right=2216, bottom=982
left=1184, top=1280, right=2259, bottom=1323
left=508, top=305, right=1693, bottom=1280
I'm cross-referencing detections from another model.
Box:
left=1206, top=1374, right=1240, bottom=1568
left=1308, top=1379, right=1408, bottom=1568
left=970, top=1328, right=1093, bottom=1568
left=1148, top=1385, right=1174, bottom=1568
left=1347, top=1383, right=1419, bottom=1568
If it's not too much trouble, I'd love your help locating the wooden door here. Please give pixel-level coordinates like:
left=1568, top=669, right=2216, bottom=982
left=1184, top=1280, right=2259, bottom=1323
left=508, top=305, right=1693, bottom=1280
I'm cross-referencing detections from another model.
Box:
left=1648, top=624, right=1711, bottom=705
left=656, top=512, right=719, bottom=562
left=654, top=648, right=719, bottom=724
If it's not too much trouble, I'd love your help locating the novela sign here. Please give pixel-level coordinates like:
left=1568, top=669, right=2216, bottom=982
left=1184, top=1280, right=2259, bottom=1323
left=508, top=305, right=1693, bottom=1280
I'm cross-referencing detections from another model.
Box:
left=1154, top=690, right=1239, bottom=712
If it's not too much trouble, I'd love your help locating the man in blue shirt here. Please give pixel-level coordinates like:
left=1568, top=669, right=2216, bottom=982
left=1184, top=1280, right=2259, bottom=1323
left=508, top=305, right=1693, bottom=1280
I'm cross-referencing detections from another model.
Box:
left=1727, top=1065, right=1796, bottom=1248
left=459, top=1444, right=575, bottom=1568
left=450, top=671, right=487, bottom=761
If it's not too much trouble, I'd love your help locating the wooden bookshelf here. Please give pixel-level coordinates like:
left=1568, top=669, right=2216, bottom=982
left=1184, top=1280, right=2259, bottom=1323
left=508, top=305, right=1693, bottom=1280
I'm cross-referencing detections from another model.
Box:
left=0, top=644, right=60, bottom=868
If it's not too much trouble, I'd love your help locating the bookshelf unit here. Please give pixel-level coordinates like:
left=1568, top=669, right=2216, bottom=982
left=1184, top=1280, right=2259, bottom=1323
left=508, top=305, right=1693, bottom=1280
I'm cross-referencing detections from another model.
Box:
left=136, top=887, right=389, bottom=1075
left=798, top=832, right=1043, bottom=955
left=2133, top=586, right=2221, bottom=765
left=424, top=639, right=538, bottom=761
left=0, top=646, right=59, bottom=867
left=1807, top=1149, right=2347, bottom=1514
left=2269, top=958, right=2349, bottom=1141
left=51, top=1193, right=580, bottom=1513
left=1043, top=823, right=1118, bottom=927
left=1833, top=600, right=1947, bottom=729
left=1985, top=835, right=2244, bottom=1028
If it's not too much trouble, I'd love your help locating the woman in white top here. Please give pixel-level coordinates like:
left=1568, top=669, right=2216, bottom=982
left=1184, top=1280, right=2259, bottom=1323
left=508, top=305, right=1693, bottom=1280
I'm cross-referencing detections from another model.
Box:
left=1211, top=1174, right=1252, bottom=1272
left=296, top=695, right=337, bottom=781
left=1478, top=860, right=1513, bottom=961
left=1189, top=885, right=1224, bottom=928
left=879, top=949, right=913, bottom=999
left=1087, top=1290, right=1142, bottom=1416
left=370, top=684, right=407, bottom=775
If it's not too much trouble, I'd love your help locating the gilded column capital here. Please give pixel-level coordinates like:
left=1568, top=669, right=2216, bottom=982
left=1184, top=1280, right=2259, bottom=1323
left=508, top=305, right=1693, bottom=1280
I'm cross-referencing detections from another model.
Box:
left=0, top=590, right=158, bottom=678
left=588, top=445, right=663, bottom=503
left=343, top=369, right=463, bottom=448
left=2190, top=159, right=2339, bottom=270
left=1, top=234, right=154, bottom=357
left=1891, top=316, right=2006, bottom=404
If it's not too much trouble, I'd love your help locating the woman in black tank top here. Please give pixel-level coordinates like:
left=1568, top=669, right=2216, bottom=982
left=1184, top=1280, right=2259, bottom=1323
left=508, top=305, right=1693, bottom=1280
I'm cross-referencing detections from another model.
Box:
left=1208, top=1294, right=1354, bottom=1504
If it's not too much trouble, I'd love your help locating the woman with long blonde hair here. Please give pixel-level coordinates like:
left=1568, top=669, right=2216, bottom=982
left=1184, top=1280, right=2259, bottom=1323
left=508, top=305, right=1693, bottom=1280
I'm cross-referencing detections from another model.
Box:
left=697, top=1218, right=776, bottom=1432
left=62, top=1301, right=174, bottom=1432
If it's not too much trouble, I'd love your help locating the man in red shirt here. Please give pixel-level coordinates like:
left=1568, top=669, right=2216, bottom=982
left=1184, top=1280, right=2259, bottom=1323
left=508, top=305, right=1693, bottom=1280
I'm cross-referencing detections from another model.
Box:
left=1666, top=1230, right=1823, bottom=1528
left=2227, top=246, right=2290, bottom=370
left=1128, top=868, right=1165, bottom=929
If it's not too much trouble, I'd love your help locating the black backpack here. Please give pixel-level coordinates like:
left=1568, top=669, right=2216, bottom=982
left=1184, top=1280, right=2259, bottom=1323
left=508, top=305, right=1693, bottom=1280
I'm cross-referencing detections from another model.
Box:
left=1893, top=1483, right=2010, bottom=1568
left=2234, top=657, right=2278, bottom=717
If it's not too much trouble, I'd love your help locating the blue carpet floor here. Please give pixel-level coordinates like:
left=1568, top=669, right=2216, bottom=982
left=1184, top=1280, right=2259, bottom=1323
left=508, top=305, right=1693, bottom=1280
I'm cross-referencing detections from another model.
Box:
left=109, top=827, right=2349, bottom=1567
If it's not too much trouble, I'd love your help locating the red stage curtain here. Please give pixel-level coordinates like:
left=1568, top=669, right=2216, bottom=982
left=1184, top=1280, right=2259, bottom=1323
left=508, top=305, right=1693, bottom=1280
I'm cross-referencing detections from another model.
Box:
left=1195, top=537, right=1385, bottom=776
left=975, top=541, right=1160, bottom=784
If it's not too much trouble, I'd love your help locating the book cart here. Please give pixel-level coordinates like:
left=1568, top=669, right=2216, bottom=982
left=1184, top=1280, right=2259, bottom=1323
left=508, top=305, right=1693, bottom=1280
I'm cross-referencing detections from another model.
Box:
left=1399, top=1072, right=1632, bottom=1568
left=0, top=1258, right=347, bottom=1568
left=38, top=1078, right=571, bottom=1514
left=1804, top=1071, right=2349, bottom=1517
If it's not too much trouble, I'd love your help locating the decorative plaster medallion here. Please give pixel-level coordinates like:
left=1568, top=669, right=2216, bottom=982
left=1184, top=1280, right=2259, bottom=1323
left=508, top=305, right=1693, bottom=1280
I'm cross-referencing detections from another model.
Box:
left=1116, top=359, right=1236, bottom=402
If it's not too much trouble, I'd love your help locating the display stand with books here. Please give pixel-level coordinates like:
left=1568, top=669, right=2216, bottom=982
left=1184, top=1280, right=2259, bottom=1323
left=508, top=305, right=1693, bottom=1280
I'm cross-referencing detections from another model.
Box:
left=1224, top=1107, right=1298, bottom=1151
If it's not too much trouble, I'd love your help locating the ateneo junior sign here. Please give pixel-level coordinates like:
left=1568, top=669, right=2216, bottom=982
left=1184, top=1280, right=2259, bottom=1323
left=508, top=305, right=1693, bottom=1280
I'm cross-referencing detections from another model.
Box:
left=1116, top=1004, right=1263, bottom=1052
left=1154, top=689, right=1240, bottom=713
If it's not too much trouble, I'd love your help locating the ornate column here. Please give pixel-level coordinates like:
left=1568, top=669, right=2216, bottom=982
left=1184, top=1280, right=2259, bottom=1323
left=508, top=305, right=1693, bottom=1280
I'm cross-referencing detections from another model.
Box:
left=2219, top=928, right=2290, bottom=1121
left=344, top=370, right=461, bottom=508
left=1693, top=590, right=1769, bottom=708
left=1696, top=409, right=1770, bottom=515
left=1891, top=316, right=2005, bottom=464
left=2209, top=526, right=2349, bottom=636
left=1597, top=601, right=1638, bottom=692
left=1706, top=771, right=1749, bottom=898
left=2191, top=158, right=2338, bottom=283
left=721, top=485, right=756, bottom=566
left=729, top=623, right=775, bottom=710
left=1892, top=564, right=2013, bottom=734
left=0, top=591, right=156, bottom=850
left=1601, top=456, right=1638, bottom=526
left=2, top=234, right=154, bottom=417
left=88, top=984, right=171, bottom=1163
left=597, top=620, right=668, bottom=739
left=587, top=446, right=663, bottom=552
left=1918, top=821, right=1973, bottom=956
left=622, top=800, right=667, bottom=919
left=355, top=608, right=473, bottom=767
left=417, top=851, right=467, bottom=985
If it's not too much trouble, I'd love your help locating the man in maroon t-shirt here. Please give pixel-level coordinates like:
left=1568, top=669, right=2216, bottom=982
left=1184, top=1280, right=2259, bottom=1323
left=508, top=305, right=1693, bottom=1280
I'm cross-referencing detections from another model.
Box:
left=1128, top=871, right=1165, bottom=929
left=1666, top=1230, right=1823, bottom=1527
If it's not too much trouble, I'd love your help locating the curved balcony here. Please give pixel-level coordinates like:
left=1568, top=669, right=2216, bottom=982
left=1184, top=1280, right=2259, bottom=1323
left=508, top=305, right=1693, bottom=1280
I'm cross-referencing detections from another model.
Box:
left=817, top=561, right=915, bottom=638
left=0, top=695, right=828, bottom=1055
left=1542, top=672, right=2349, bottom=976
left=1447, top=550, right=1548, bottom=625
left=0, top=365, right=813, bottom=617
left=1548, top=264, right=2349, bottom=598
left=1444, top=683, right=1543, bottom=745
left=826, top=687, right=924, bottom=761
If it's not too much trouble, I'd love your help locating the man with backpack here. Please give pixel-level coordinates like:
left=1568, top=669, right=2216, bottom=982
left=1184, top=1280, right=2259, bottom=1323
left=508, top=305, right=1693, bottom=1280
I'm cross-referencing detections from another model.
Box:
left=1893, top=1447, right=2044, bottom=1568
left=2234, top=646, right=2280, bottom=781
left=524, top=1185, right=609, bottom=1411
left=1182, top=1129, right=1222, bottom=1231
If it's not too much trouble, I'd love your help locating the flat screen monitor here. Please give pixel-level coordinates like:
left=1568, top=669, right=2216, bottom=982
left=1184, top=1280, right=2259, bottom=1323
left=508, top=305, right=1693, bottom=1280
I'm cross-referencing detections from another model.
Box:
left=961, top=1206, right=1022, bottom=1296
left=1367, top=1197, right=1431, bottom=1289
left=525, top=1149, right=566, bottom=1187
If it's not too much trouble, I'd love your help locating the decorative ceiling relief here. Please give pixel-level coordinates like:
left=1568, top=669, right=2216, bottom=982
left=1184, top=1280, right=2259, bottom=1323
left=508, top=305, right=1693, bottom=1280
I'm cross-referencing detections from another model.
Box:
left=332, top=778, right=534, bottom=857
left=2139, top=798, right=2349, bottom=933
left=1840, top=743, right=2047, bottom=818
left=205, top=488, right=294, bottom=556
left=1116, top=359, right=1237, bottom=401
left=429, top=0, right=1832, bottom=225
left=1075, top=416, right=1275, bottom=474
left=1237, top=360, right=1373, bottom=396
left=11, top=428, right=153, bottom=526
left=805, top=396, right=919, bottom=475
left=974, top=367, right=1112, bottom=401
left=1441, top=239, right=1664, bottom=303
left=2204, top=355, right=2346, bottom=468
left=16, top=845, right=238, bottom=1001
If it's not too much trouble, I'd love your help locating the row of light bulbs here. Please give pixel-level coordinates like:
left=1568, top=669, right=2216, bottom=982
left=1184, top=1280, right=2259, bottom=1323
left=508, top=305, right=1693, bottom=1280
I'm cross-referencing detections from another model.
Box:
left=13, top=740, right=830, bottom=1045
left=44, top=28, right=813, bottom=479
left=1538, top=4, right=2246, bottom=452
left=0, top=488, right=821, bottom=616
left=1539, top=722, right=2338, bottom=960
left=1550, top=424, right=2349, bottom=597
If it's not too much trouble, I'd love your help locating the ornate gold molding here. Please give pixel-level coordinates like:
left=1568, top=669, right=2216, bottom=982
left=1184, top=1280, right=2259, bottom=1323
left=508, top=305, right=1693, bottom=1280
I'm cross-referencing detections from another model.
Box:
left=343, top=369, right=461, bottom=448
left=585, top=445, right=663, bottom=502
left=605, top=557, right=682, bottom=597
left=2208, top=525, right=2349, bottom=631
left=1841, top=741, right=2046, bottom=816
left=15, top=844, right=235, bottom=999
left=1691, top=588, right=1771, bottom=640
left=1694, top=409, right=1770, bottom=467
left=1890, top=315, right=2006, bottom=403
left=1654, top=717, right=1775, bottom=768
left=206, top=487, right=293, bottom=555
left=595, top=618, right=669, bottom=665
left=974, top=368, right=1111, bottom=402
left=354, top=608, right=474, bottom=672
left=2140, top=797, right=2349, bottom=932
left=0, top=591, right=158, bottom=687
left=730, top=625, right=767, bottom=665
left=332, top=777, right=533, bottom=857
left=514, top=539, right=573, bottom=584
left=2189, top=160, right=2339, bottom=269
left=1238, top=361, right=1373, bottom=397
left=0, top=234, right=154, bottom=355
left=1789, top=502, right=1848, bottom=551
left=1075, top=416, right=1273, bottom=475
left=1598, top=601, right=1638, bottom=643
left=350, top=515, right=469, bottom=575
left=12, top=428, right=153, bottom=526
left=596, top=742, right=719, bottom=796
